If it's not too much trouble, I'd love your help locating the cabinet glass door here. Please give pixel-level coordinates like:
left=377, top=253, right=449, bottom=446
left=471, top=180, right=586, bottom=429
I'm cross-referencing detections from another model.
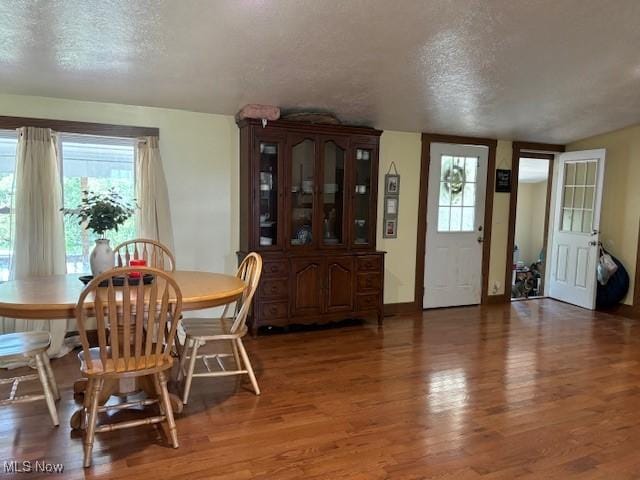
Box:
left=353, top=147, right=373, bottom=245
left=321, top=140, right=346, bottom=246
left=290, top=138, right=316, bottom=246
left=258, top=141, right=279, bottom=248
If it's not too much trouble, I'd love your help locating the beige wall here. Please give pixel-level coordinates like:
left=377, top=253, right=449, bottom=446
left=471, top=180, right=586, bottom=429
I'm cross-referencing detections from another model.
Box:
left=487, top=140, right=512, bottom=297
left=568, top=124, right=640, bottom=305
left=514, top=181, right=547, bottom=266
left=376, top=131, right=421, bottom=304
left=0, top=93, right=519, bottom=306
left=0, top=94, right=240, bottom=279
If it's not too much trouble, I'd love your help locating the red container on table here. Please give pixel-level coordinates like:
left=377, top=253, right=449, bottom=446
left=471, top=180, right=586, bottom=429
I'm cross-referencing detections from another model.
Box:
left=129, top=259, right=147, bottom=279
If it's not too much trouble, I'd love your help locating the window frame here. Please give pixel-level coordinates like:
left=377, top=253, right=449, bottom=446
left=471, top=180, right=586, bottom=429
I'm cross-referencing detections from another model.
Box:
left=58, top=133, right=138, bottom=274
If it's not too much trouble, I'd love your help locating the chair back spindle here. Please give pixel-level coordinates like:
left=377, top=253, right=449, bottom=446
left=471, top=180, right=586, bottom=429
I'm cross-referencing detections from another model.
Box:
left=226, top=253, right=262, bottom=333
left=114, top=239, right=176, bottom=272
left=75, top=267, right=182, bottom=374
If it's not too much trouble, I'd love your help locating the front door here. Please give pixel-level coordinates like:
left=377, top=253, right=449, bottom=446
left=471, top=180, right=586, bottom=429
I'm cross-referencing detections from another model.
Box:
left=548, top=149, right=606, bottom=309
left=423, top=143, right=488, bottom=308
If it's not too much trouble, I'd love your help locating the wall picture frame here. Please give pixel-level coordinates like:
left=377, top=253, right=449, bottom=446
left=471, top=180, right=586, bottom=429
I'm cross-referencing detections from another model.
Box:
left=384, top=219, right=397, bottom=237
left=385, top=174, right=400, bottom=195
left=383, top=162, right=400, bottom=239
left=386, top=197, right=398, bottom=215
left=495, top=169, right=512, bottom=193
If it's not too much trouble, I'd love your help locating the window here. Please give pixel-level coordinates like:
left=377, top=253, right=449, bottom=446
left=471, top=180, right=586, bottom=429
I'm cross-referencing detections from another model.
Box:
left=60, top=134, right=136, bottom=274
left=560, top=160, right=597, bottom=233
left=0, top=131, right=17, bottom=281
left=0, top=129, right=138, bottom=280
left=437, top=155, right=478, bottom=232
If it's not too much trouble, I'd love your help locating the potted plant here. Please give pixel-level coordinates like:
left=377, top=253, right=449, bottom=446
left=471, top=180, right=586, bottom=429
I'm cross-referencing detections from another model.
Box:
left=62, top=188, right=136, bottom=276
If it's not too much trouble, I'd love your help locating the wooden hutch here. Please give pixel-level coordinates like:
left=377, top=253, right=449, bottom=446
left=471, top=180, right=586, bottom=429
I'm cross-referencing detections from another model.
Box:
left=237, top=118, right=385, bottom=334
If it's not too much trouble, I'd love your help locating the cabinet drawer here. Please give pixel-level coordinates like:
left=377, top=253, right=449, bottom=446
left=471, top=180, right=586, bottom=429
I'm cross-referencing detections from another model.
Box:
left=356, top=294, right=379, bottom=311
left=258, top=301, right=288, bottom=320
left=357, top=273, right=382, bottom=292
left=262, top=261, right=289, bottom=278
left=259, top=278, right=289, bottom=299
left=357, top=255, right=382, bottom=272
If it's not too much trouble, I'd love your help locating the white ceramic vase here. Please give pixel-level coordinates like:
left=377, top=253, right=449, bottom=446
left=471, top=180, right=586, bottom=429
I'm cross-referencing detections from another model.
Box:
left=90, top=238, right=115, bottom=276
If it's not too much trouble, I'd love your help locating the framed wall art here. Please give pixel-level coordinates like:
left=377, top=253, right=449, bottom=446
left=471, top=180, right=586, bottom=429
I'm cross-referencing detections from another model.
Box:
left=384, top=219, right=397, bottom=237
left=383, top=162, right=400, bottom=238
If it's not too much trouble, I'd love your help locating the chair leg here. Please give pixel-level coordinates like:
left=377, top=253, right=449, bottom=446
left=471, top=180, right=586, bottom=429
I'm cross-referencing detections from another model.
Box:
left=173, top=330, right=183, bottom=362
left=152, top=374, right=166, bottom=415
left=177, top=337, right=192, bottom=382
left=182, top=338, right=200, bottom=405
left=81, top=378, right=95, bottom=431
left=34, top=353, right=59, bottom=426
left=230, top=339, right=242, bottom=371
left=236, top=339, right=260, bottom=395
left=158, top=371, right=179, bottom=448
left=41, top=352, right=60, bottom=400
left=84, top=377, right=103, bottom=468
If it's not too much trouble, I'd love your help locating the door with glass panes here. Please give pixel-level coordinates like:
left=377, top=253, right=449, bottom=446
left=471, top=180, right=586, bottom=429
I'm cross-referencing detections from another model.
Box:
left=548, top=149, right=606, bottom=309
left=423, top=143, right=488, bottom=308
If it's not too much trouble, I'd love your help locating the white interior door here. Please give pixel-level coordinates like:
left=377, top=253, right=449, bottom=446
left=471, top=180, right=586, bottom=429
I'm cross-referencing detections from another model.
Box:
left=423, top=143, right=488, bottom=308
left=548, top=149, right=606, bottom=309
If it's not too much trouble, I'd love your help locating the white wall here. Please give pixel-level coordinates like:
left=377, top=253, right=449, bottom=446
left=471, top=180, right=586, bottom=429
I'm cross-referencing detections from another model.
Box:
left=0, top=94, right=240, bottom=278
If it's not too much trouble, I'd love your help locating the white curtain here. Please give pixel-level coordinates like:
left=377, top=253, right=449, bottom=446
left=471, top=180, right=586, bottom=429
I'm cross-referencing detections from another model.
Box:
left=0, top=127, right=69, bottom=359
left=136, top=136, right=174, bottom=251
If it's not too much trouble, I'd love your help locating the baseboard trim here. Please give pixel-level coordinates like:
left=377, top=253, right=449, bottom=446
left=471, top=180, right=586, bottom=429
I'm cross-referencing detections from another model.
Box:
left=384, top=302, right=421, bottom=316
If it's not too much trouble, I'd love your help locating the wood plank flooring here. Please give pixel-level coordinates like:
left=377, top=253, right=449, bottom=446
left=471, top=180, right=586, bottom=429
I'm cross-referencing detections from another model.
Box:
left=3, top=299, right=640, bottom=479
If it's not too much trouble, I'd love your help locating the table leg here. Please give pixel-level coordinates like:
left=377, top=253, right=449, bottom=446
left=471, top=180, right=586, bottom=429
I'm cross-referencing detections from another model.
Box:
left=137, top=374, right=183, bottom=414
left=73, top=378, right=88, bottom=395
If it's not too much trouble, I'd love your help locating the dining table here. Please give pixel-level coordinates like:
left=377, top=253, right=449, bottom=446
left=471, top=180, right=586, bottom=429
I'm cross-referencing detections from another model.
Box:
left=0, top=270, right=246, bottom=428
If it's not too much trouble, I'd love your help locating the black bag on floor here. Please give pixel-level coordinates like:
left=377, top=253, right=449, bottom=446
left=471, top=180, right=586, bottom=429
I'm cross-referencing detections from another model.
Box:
left=596, top=254, right=629, bottom=309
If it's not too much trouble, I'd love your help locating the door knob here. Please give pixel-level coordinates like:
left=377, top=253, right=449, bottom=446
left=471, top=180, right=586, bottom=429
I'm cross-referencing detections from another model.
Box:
left=589, top=240, right=598, bottom=246
left=477, top=236, right=484, bottom=244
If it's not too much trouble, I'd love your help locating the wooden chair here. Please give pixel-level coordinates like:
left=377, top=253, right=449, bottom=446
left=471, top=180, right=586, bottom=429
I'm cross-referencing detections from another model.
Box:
left=114, top=239, right=176, bottom=272
left=0, top=331, right=60, bottom=426
left=178, top=253, right=262, bottom=404
left=75, top=267, right=183, bottom=468
left=114, top=239, right=179, bottom=360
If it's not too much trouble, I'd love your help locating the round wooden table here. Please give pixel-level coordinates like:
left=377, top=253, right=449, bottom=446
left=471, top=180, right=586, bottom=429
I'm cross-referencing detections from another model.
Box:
left=0, top=270, right=245, bottom=319
left=0, top=270, right=245, bottom=428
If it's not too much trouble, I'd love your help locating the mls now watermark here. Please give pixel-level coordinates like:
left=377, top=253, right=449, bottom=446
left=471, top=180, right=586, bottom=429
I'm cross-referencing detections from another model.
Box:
left=4, top=460, right=64, bottom=474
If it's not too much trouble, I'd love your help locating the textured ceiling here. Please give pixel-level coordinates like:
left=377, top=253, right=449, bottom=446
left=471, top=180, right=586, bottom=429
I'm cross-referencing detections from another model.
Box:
left=1, top=0, right=639, bottom=143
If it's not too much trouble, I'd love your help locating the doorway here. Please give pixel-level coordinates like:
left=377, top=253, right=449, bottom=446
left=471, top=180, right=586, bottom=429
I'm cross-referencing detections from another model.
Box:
left=511, top=156, right=552, bottom=300
left=423, top=142, right=489, bottom=308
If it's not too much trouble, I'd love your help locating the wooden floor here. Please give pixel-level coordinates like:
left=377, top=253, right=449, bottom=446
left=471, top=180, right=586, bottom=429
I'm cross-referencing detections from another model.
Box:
left=3, top=299, right=640, bottom=479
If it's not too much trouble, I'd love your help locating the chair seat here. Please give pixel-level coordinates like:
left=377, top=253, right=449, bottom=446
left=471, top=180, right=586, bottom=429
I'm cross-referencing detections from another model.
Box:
left=0, top=331, right=50, bottom=359
left=181, top=317, right=247, bottom=339
left=79, top=347, right=173, bottom=376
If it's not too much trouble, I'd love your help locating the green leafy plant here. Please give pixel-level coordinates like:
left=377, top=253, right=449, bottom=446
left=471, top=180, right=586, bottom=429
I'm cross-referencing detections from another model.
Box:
left=62, top=188, right=136, bottom=238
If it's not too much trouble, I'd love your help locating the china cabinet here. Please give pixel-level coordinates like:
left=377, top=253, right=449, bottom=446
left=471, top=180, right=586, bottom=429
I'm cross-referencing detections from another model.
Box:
left=238, top=118, right=384, bottom=334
